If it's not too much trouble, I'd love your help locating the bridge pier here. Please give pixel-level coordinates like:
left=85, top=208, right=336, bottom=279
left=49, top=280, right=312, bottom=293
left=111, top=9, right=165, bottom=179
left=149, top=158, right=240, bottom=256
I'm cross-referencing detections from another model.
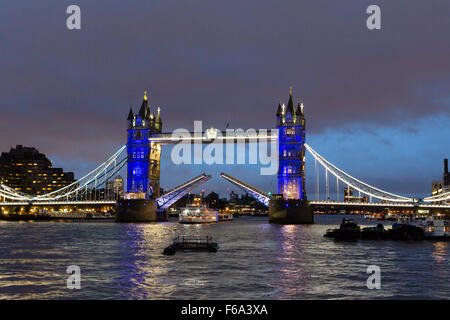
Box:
left=268, top=199, right=314, bottom=224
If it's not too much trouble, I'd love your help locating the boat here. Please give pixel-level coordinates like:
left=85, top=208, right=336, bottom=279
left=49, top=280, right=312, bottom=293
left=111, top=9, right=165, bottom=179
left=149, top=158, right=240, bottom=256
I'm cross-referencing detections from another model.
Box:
left=324, top=218, right=361, bottom=240
left=361, top=224, right=389, bottom=240
left=163, top=236, right=218, bottom=255
left=414, top=215, right=449, bottom=240
left=388, top=223, right=424, bottom=240
left=218, top=212, right=233, bottom=221
left=179, top=205, right=218, bottom=224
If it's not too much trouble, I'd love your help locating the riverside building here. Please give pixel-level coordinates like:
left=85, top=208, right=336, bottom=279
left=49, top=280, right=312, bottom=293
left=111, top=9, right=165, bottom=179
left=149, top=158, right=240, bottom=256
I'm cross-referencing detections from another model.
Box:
left=0, top=145, right=74, bottom=196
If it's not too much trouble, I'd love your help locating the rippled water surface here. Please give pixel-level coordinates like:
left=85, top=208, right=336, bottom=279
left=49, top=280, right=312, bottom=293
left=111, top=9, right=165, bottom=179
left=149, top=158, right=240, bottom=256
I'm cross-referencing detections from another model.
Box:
left=0, top=215, right=448, bottom=299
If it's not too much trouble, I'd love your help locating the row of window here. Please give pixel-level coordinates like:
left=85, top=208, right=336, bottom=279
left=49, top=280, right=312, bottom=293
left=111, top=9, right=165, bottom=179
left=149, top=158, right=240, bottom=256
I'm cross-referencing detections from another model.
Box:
left=282, top=149, right=302, bottom=157
left=283, top=166, right=297, bottom=174
left=282, top=127, right=305, bottom=136
left=131, top=180, right=145, bottom=192
left=132, top=151, right=146, bottom=159
left=132, top=167, right=145, bottom=175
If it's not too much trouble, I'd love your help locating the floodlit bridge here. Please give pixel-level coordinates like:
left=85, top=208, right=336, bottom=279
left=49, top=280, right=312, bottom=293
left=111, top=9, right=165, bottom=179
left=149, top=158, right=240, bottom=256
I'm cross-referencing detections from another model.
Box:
left=1, top=140, right=448, bottom=213
left=1, top=89, right=449, bottom=220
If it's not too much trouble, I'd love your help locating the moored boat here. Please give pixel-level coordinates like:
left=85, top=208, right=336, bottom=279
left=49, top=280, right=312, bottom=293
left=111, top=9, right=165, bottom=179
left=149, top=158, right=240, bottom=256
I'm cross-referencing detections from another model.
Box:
left=414, top=215, right=449, bottom=240
left=361, top=224, right=389, bottom=240
left=218, top=212, right=233, bottom=221
left=388, top=223, right=424, bottom=240
left=324, top=218, right=361, bottom=240
left=163, top=236, right=219, bottom=255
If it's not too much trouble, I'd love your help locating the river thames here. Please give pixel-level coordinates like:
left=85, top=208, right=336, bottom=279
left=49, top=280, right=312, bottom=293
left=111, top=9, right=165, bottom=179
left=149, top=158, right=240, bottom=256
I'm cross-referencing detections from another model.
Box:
left=0, top=215, right=448, bottom=300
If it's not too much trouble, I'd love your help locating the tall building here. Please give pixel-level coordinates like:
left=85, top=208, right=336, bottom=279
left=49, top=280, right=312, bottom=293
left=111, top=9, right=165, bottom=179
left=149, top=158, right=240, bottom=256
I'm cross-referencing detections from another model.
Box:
left=0, top=145, right=74, bottom=196
left=443, top=158, right=449, bottom=186
left=276, top=87, right=306, bottom=200
left=432, top=159, right=450, bottom=204
left=126, top=91, right=162, bottom=199
left=106, top=175, right=124, bottom=199
left=113, top=175, right=124, bottom=198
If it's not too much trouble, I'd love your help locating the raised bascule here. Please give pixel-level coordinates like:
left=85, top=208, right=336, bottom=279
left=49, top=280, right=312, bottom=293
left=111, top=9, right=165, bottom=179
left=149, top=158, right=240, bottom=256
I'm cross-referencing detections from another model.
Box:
left=1, top=89, right=449, bottom=221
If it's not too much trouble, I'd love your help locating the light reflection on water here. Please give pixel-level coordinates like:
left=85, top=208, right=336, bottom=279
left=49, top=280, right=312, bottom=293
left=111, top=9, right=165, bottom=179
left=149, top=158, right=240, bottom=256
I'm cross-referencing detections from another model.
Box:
left=0, top=215, right=448, bottom=300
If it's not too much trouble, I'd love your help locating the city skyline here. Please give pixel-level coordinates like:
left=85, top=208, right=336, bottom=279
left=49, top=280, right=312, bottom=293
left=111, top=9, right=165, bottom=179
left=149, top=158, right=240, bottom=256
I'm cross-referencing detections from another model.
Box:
left=1, top=1, right=450, bottom=198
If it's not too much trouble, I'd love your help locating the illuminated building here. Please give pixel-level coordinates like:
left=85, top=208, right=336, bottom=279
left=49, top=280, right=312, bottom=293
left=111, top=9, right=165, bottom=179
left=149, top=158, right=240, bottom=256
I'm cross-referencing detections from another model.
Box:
left=113, top=175, right=124, bottom=198
left=431, top=159, right=450, bottom=204
left=269, top=87, right=313, bottom=224
left=0, top=145, right=74, bottom=195
left=106, top=175, right=124, bottom=199
left=116, top=91, right=166, bottom=222
left=276, top=87, right=306, bottom=200
left=125, top=91, right=162, bottom=200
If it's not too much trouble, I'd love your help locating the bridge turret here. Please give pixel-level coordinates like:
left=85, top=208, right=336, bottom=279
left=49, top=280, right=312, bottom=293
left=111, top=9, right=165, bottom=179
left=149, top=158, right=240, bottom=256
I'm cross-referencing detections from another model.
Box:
left=285, top=87, right=296, bottom=123
left=138, top=91, right=151, bottom=120
left=296, top=102, right=304, bottom=118
left=276, top=102, right=283, bottom=126
left=155, top=106, right=162, bottom=133
left=127, top=106, right=134, bottom=129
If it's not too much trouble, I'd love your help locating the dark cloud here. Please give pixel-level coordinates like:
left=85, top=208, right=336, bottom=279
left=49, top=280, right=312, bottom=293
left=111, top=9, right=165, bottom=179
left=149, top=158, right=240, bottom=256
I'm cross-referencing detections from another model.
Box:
left=0, top=1, right=449, bottom=196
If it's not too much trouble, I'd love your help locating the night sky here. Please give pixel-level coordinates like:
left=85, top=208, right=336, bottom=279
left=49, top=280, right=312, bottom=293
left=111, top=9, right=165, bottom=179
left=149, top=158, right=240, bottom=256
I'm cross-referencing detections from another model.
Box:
left=1, top=1, right=449, bottom=199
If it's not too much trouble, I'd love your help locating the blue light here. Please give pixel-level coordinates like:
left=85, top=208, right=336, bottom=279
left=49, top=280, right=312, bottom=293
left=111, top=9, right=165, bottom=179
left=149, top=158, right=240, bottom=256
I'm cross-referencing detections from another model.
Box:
left=277, top=101, right=306, bottom=201
left=127, top=119, right=151, bottom=197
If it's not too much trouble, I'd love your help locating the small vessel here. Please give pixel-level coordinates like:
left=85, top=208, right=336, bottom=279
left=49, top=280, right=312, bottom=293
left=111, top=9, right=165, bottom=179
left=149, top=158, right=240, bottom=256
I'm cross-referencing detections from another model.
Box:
left=218, top=212, right=233, bottom=221
left=179, top=205, right=218, bottom=224
left=361, top=224, right=389, bottom=240
left=163, top=236, right=219, bottom=255
left=324, top=218, right=361, bottom=240
left=415, top=215, right=449, bottom=240
left=389, top=223, right=424, bottom=240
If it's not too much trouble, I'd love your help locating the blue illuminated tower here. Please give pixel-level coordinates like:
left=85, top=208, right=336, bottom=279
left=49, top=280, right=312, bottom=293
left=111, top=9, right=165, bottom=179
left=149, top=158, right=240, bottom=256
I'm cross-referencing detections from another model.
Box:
left=269, top=87, right=312, bottom=224
left=126, top=91, right=153, bottom=198
left=276, top=87, right=306, bottom=200
left=117, top=91, right=165, bottom=222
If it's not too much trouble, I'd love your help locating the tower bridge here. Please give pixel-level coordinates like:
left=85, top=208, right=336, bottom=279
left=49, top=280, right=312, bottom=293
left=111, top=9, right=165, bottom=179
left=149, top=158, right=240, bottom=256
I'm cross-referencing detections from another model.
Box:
left=1, top=89, right=449, bottom=221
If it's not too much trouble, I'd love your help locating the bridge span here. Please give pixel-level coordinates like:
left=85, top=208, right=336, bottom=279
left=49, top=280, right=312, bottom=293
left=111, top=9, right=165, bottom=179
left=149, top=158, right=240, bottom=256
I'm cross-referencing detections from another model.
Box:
left=0, top=90, right=448, bottom=221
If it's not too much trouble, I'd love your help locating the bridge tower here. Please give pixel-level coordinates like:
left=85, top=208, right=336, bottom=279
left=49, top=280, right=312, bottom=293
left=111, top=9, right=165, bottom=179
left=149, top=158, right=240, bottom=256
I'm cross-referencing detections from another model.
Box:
left=269, top=87, right=313, bottom=224
left=116, top=91, right=166, bottom=222
left=126, top=91, right=151, bottom=197
left=276, top=87, right=306, bottom=200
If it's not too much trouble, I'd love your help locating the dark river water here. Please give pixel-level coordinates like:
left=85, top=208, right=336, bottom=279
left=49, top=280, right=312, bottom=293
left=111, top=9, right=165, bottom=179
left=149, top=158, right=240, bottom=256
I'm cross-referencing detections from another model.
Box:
left=0, top=215, right=448, bottom=300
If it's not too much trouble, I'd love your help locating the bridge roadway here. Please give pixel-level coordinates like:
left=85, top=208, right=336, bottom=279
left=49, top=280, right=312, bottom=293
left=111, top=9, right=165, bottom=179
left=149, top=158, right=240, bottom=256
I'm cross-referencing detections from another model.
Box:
left=309, top=200, right=450, bottom=214
left=148, top=130, right=278, bottom=144
left=0, top=200, right=116, bottom=206
left=1, top=200, right=449, bottom=213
